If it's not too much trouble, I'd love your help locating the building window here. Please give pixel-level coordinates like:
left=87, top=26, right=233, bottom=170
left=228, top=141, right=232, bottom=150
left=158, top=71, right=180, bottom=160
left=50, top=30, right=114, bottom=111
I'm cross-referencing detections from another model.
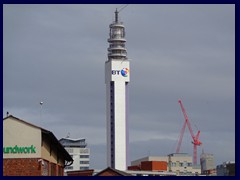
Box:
left=80, top=155, right=89, bottom=158
left=171, top=162, right=176, bottom=167
left=65, top=166, right=73, bottom=170
left=80, top=167, right=89, bottom=170
left=187, top=162, right=192, bottom=167
left=80, top=161, right=89, bottom=164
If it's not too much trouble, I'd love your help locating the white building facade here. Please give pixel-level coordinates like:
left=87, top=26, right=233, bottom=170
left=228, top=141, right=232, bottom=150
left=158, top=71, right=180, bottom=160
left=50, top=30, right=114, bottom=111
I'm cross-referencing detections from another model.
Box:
left=105, top=9, right=130, bottom=170
left=168, top=153, right=201, bottom=176
left=200, top=153, right=216, bottom=175
left=59, top=138, right=90, bottom=172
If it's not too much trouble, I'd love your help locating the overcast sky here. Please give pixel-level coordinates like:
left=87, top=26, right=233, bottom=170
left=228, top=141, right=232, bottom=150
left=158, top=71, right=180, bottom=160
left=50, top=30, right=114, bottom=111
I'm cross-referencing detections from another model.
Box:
left=3, top=4, right=235, bottom=169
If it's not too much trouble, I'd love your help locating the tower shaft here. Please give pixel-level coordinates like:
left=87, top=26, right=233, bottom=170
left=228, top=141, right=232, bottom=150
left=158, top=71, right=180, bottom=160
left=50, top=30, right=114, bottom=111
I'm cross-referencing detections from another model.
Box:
left=105, top=10, right=130, bottom=170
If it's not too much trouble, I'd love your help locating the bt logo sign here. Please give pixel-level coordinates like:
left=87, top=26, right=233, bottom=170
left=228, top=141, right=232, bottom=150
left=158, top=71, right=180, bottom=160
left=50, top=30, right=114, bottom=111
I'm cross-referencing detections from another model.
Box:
left=112, top=68, right=129, bottom=77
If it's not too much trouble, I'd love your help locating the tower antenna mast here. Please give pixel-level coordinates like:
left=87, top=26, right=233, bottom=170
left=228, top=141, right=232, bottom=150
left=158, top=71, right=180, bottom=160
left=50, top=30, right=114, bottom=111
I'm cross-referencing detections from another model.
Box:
left=115, top=4, right=129, bottom=22
left=118, top=4, right=129, bottom=13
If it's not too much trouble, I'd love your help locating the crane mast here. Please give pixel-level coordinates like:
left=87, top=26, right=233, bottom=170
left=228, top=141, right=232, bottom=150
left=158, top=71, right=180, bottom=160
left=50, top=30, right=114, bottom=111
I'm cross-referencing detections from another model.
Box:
left=176, top=99, right=202, bottom=166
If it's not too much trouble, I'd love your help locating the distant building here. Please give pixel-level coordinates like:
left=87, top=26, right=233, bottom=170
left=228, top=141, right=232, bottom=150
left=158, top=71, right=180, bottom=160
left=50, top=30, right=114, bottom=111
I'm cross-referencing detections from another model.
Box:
left=130, top=154, right=201, bottom=176
left=96, top=168, right=176, bottom=176
left=95, top=167, right=132, bottom=176
left=168, top=153, right=201, bottom=176
left=125, top=170, right=176, bottom=176
left=3, top=115, right=73, bottom=176
left=200, top=153, right=216, bottom=175
left=59, top=137, right=90, bottom=172
left=131, top=156, right=168, bottom=166
left=65, top=167, right=176, bottom=176
left=129, top=156, right=168, bottom=172
left=67, top=169, right=94, bottom=176
left=216, top=161, right=235, bottom=176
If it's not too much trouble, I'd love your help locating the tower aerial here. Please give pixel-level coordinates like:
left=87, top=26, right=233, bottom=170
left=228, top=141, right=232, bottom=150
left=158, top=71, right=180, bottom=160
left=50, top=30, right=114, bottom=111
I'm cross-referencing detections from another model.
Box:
left=105, top=9, right=130, bottom=170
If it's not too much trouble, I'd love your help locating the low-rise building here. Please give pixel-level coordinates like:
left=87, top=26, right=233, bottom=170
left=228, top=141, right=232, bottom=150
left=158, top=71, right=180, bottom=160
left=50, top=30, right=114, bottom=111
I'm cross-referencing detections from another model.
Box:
left=168, top=153, right=201, bottom=176
left=200, top=152, right=216, bottom=175
left=130, top=156, right=168, bottom=172
left=130, top=154, right=201, bottom=176
left=3, top=115, right=73, bottom=176
left=131, top=156, right=168, bottom=167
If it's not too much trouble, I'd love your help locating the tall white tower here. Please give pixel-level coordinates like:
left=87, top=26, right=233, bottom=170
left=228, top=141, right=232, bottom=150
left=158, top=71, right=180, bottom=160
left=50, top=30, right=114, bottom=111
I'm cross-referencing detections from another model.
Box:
left=105, top=9, right=129, bottom=170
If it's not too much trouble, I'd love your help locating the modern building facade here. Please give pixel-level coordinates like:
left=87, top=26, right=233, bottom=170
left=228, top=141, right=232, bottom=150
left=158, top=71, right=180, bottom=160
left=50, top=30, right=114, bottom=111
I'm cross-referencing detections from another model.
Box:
left=105, top=9, right=130, bottom=170
left=168, top=153, right=201, bottom=176
left=200, top=153, right=216, bottom=175
left=59, top=138, right=90, bottom=172
left=3, top=115, right=73, bottom=176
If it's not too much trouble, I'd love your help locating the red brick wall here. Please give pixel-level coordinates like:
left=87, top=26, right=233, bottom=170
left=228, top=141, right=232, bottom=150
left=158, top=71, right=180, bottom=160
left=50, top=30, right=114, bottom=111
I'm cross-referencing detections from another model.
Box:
left=3, top=158, right=41, bottom=176
left=128, top=165, right=141, bottom=171
left=152, top=161, right=167, bottom=171
left=141, top=161, right=152, bottom=171
left=3, top=158, right=64, bottom=176
left=141, top=161, right=167, bottom=171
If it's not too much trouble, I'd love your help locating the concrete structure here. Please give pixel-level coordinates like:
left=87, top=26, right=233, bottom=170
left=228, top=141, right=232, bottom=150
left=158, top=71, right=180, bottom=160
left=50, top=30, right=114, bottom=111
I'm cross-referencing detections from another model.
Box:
left=59, top=138, right=90, bottom=172
left=200, top=153, right=216, bottom=175
left=216, top=161, right=235, bottom=176
left=3, top=115, right=73, bottom=176
left=105, top=9, right=130, bottom=170
left=168, top=153, right=201, bottom=176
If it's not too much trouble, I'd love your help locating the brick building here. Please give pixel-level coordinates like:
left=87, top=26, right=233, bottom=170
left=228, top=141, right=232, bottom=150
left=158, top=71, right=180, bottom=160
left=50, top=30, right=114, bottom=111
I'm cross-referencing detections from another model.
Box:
left=128, top=161, right=167, bottom=171
left=130, top=156, right=168, bottom=172
left=3, top=115, right=73, bottom=176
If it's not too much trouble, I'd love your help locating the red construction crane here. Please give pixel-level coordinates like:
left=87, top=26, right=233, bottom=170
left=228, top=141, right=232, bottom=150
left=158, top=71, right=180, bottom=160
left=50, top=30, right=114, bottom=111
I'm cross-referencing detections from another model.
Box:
left=176, top=99, right=202, bottom=166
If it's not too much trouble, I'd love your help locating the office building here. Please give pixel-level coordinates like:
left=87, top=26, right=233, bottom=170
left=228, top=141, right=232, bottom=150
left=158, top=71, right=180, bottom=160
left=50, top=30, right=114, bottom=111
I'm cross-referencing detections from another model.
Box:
left=59, top=137, right=90, bottom=172
left=168, top=153, right=201, bottom=176
left=200, top=153, right=216, bottom=175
